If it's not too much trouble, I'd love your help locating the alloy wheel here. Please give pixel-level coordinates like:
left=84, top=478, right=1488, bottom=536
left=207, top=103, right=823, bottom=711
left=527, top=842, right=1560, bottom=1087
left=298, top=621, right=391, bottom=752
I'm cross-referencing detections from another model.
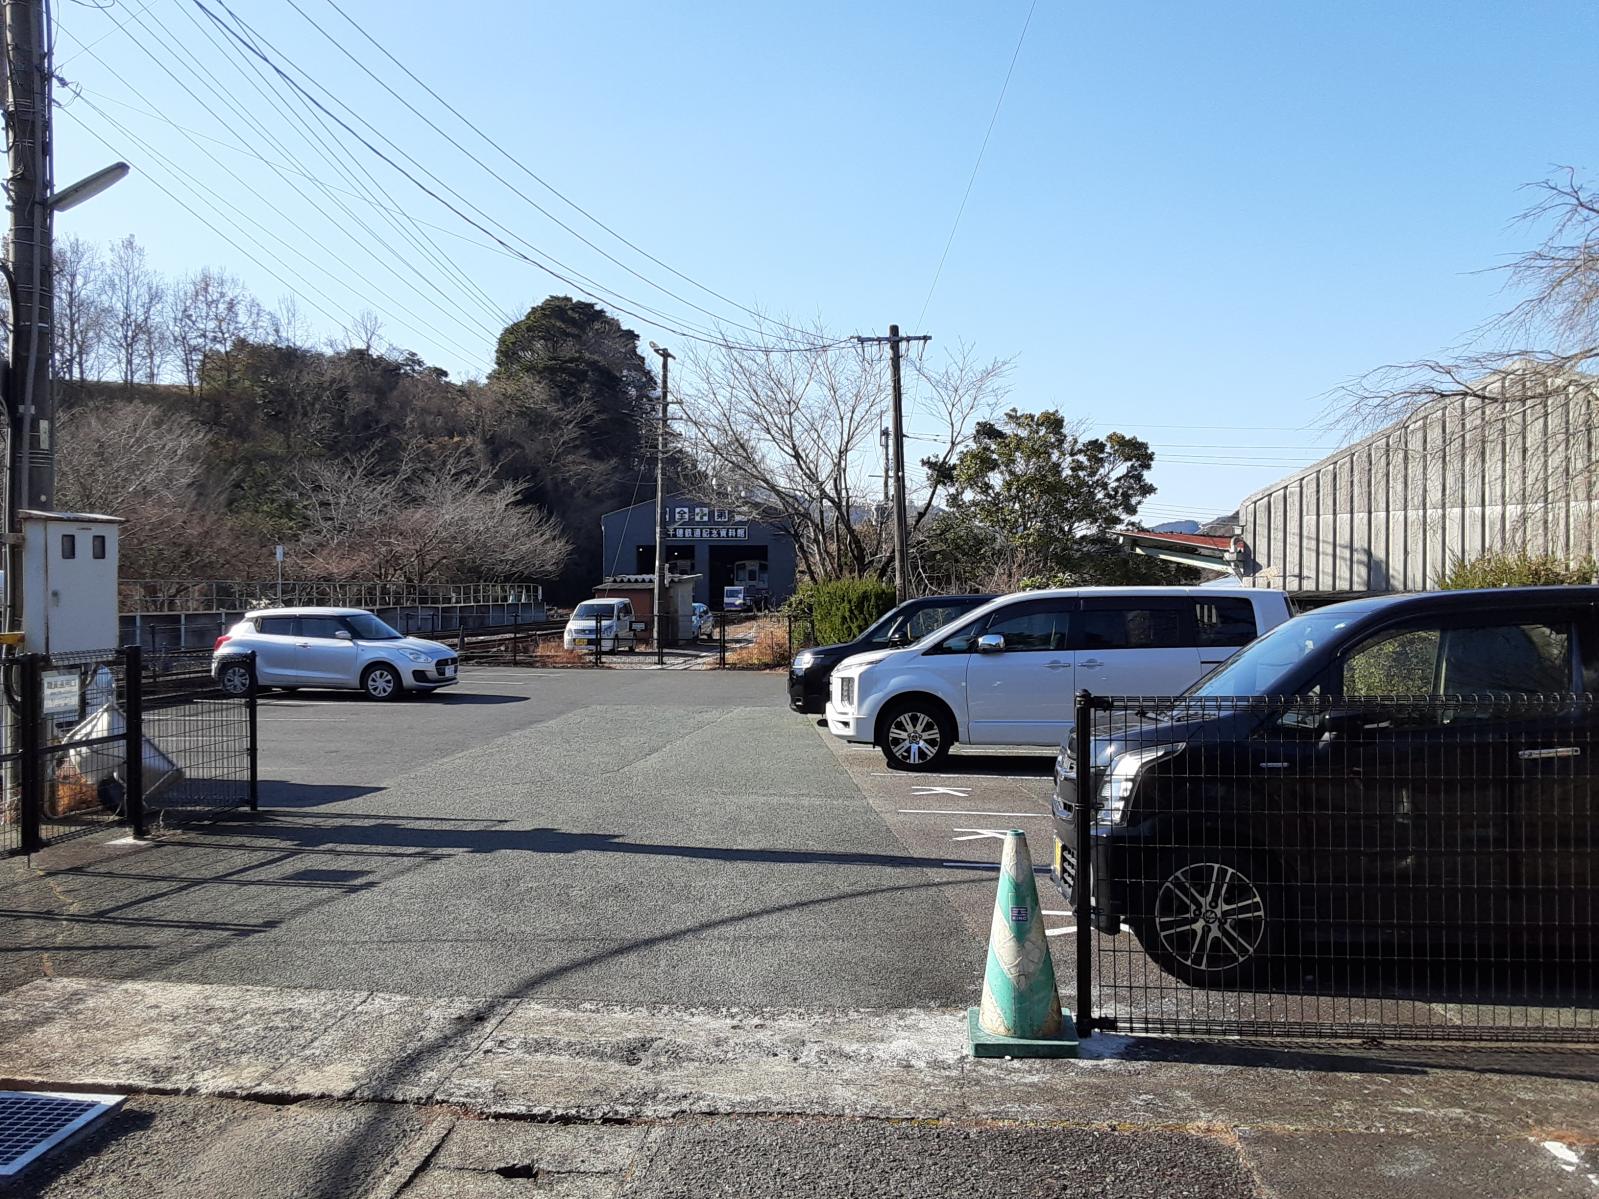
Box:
left=1152, top=861, right=1268, bottom=974
left=366, top=667, right=398, bottom=699
left=887, top=710, right=942, bottom=765
left=221, top=664, right=252, bottom=696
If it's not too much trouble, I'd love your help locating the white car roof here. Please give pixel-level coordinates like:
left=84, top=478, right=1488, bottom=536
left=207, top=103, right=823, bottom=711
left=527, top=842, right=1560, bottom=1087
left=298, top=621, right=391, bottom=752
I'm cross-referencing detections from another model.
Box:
left=243, top=606, right=370, bottom=618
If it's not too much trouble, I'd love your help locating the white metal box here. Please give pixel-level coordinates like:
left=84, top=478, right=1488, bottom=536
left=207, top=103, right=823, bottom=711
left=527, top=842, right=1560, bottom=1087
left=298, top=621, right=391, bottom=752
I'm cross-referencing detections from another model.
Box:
left=19, top=510, right=123, bottom=655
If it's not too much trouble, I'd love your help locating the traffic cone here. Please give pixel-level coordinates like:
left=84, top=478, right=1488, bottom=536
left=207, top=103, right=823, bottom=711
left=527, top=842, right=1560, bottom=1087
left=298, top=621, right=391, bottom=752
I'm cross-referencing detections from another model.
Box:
left=967, top=829, right=1078, bottom=1058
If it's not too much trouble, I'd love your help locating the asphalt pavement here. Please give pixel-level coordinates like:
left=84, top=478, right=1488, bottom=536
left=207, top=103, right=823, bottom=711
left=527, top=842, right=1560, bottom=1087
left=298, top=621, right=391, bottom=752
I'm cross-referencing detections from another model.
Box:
left=0, top=666, right=998, bottom=1007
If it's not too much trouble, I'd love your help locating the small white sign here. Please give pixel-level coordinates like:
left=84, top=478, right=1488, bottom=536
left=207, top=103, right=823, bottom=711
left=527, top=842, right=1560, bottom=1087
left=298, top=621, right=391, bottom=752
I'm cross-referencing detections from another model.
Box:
left=275, top=544, right=286, bottom=562
left=42, top=671, right=80, bottom=716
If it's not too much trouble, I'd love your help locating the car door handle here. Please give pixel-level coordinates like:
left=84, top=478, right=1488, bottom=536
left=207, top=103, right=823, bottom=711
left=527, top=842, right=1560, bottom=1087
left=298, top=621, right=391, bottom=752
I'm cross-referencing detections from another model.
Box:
left=1519, top=747, right=1581, bottom=760
left=295, top=641, right=311, bottom=648
left=1044, top=660, right=1072, bottom=670
left=1077, top=659, right=1102, bottom=669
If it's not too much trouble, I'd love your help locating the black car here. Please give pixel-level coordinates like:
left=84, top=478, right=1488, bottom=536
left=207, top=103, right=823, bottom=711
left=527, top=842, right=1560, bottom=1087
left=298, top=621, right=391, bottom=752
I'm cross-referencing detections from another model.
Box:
left=787, top=594, right=993, bottom=714
left=1052, top=586, right=1599, bottom=987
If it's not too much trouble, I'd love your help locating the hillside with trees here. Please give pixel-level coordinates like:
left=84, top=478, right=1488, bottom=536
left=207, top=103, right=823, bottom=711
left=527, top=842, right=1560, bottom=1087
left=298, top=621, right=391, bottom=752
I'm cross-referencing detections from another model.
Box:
left=49, top=232, right=1185, bottom=601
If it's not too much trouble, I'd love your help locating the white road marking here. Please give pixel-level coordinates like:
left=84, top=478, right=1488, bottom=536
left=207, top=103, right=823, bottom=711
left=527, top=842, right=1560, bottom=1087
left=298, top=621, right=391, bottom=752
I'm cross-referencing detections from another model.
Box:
left=897, top=809, right=1042, bottom=818
left=911, top=786, right=971, bottom=797
left=1046, top=926, right=1078, bottom=937
left=1041, top=909, right=1072, bottom=916
left=952, top=828, right=1013, bottom=842
left=939, top=861, right=1052, bottom=872
left=870, top=772, right=1049, bottom=782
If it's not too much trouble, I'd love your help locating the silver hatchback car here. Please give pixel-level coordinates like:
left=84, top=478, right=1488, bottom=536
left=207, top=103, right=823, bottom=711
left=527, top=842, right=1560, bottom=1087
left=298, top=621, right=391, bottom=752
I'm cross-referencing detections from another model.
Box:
left=212, top=607, right=459, bottom=700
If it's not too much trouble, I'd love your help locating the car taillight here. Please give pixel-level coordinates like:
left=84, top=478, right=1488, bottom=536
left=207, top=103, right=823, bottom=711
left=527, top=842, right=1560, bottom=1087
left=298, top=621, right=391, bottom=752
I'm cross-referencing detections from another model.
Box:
left=214, top=635, right=231, bottom=651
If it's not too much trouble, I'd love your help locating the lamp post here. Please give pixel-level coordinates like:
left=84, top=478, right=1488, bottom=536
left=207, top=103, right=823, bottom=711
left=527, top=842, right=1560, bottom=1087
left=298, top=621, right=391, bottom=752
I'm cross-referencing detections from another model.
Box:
left=648, top=342, right=673, bottom=657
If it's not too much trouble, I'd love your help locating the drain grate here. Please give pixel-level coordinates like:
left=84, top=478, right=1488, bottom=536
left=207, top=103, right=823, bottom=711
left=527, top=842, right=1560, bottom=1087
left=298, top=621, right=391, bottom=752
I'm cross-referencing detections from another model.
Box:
left=0, top=1091, right=123, bottom=1176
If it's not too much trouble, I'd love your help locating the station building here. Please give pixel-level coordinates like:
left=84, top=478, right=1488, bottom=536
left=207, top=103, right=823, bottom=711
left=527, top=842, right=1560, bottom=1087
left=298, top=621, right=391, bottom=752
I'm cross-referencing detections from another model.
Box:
left=599, top=495, right=798, bottom=609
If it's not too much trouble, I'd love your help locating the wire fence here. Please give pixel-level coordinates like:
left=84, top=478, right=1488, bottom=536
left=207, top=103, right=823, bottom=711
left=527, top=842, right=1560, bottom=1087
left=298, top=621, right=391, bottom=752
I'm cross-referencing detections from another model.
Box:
left=0, top=647, right=256, bottom=857
left=1059, top=691, right=1599, bottom=1043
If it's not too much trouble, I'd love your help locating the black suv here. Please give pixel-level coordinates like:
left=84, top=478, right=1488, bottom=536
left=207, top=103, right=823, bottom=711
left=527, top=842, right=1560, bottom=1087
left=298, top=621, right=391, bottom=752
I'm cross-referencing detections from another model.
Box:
left=1052, top=587, right=1599, bottom=987
left=787, top=595, right=993, bottom=714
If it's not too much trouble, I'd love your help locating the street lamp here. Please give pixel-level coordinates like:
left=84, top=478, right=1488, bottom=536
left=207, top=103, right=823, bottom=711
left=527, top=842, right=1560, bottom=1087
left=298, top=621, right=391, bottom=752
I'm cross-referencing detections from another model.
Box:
left=48, top=161, right=130, bottom=213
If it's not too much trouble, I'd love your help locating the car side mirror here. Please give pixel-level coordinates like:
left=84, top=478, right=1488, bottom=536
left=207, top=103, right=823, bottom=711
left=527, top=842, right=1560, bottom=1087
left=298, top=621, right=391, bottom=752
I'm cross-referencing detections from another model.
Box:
left=335, top=630, right=353, bottom=640
left=887, top=630, right=909, bottom=646
left=976, top=633, right=1005, bottom=653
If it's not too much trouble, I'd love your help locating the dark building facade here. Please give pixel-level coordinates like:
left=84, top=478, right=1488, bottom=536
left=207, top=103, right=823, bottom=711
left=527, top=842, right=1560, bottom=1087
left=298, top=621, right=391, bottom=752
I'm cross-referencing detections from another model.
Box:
left=599, top=495, right=797, bottom=609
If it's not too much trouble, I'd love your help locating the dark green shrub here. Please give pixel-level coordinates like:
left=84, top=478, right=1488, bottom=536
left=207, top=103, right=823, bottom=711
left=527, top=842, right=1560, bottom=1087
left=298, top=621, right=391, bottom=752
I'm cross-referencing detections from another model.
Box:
left=794, top=578, right=897, bottom=645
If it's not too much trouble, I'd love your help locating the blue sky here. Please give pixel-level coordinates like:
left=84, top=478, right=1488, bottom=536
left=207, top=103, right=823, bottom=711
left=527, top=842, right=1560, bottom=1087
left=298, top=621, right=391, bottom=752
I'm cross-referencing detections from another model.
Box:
left=52, top=0, right=1599, bottom=525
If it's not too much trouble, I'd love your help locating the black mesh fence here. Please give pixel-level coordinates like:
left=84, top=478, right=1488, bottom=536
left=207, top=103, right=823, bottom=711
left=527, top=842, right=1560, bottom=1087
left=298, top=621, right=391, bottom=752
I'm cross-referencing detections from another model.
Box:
left=0, top=647, right=256, bottom=857
left=1060, top=691, right=1599, bottom=1043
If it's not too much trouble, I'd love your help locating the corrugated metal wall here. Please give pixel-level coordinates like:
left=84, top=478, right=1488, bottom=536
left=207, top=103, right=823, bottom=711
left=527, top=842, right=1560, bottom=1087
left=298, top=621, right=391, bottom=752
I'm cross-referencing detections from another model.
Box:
left=1238, top=388, right=1597, bottom=593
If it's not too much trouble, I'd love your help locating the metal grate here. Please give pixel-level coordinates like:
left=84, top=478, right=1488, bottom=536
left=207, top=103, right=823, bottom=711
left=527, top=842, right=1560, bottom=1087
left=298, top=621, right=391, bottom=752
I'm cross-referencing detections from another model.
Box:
left=0, top=1091, right=122, bottom=1176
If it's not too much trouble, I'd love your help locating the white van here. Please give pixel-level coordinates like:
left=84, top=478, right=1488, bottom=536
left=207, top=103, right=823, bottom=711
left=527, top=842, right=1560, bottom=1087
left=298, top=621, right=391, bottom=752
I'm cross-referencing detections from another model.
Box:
left=563, top=598, right=639, bottom=653
left=825, top=587, right=1291, bottom=770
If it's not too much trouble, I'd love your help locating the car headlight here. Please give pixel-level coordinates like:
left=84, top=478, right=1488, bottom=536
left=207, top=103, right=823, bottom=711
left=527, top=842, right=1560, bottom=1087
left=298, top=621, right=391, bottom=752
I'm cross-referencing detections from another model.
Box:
left=402, top=649, right=430, bottom=663
left=793, top=651, right=816, bottom=671
left=1054, top=746, right=1071, bottom=786
left=1096, top=744, right=1182, bottom=825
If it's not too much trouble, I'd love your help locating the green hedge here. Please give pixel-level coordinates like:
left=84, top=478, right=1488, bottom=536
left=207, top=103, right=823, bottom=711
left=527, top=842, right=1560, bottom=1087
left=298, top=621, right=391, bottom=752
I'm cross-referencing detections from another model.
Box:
left=1438, top=550, right=1595, bottom=590
left=793, top=578, right=897, bottom=645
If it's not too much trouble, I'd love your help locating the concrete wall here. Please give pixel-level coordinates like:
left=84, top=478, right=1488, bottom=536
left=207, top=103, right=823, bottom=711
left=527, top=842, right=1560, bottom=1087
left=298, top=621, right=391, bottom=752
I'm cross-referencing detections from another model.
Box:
left=1239, top=386, right=1598, bottom=594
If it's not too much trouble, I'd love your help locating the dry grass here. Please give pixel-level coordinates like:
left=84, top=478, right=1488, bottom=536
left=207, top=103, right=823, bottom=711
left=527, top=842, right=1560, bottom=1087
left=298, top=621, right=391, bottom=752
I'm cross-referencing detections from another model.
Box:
left=726, top=620, right=792, bottom=669
left=527, top=638, right=599, bottom=667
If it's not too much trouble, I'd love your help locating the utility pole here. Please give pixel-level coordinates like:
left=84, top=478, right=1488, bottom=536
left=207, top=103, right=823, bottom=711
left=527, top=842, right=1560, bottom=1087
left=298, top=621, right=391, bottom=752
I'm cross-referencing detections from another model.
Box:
left=649, top=342, right=673, bottom=652
left=5, top=0, right=53, bottom=635
left=854, top=327, right=930, bottom=602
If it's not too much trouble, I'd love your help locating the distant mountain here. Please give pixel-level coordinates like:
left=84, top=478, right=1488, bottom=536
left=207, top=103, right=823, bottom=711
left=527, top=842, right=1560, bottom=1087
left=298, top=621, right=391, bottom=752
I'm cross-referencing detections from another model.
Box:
left=1150, top=520, right=1201, bottom=534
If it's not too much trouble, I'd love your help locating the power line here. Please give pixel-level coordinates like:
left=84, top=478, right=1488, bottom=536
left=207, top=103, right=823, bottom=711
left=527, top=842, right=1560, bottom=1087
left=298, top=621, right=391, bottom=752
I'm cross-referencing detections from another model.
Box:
left=82, top=8, right=508, bottom=346
left=317, top=0, right=829, bottom=349
left=192, top=0, right=852, bottom=355
left=285, top=0, right=819, bottom=350
left=916, top=0, right=1037, bottom=328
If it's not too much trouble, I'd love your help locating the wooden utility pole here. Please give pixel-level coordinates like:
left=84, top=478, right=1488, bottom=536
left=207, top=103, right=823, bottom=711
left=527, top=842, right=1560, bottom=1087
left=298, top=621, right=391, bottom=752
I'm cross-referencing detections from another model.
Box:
left=5, top=0, right=53, bottom=631
left=649, top=343, right=673, bottom=650
left=855, top=327, right=930, bottom=602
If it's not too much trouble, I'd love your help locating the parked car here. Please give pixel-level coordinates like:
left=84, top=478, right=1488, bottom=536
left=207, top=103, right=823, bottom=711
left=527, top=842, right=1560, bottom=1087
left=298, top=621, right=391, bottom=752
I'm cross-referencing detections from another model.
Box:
left=212, top=607, right=458, bottom=700
left=1052, top=586, right=1599, bottom=987
left=789, top=594, right=994, bottom=715
left=563, top=598, right=639, bottom=653
left=826, top=587, right=1291, bottom=770
left=692, top=602, right=714, bottom=639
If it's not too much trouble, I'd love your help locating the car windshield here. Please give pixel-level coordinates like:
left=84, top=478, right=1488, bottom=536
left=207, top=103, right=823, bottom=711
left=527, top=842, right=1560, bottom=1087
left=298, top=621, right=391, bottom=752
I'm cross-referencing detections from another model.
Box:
left=1187, top=609, right=1364, bottom=697
left=573, top=602, right=617, bottom=619
left=344, top=612, right=402, bottom=640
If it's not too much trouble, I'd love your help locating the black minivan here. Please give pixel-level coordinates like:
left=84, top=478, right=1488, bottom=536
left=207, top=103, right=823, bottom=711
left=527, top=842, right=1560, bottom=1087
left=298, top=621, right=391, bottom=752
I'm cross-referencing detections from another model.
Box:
left=787, top=595, right=992, bottom=714
left=1052, top=587, right=1599, bottom=987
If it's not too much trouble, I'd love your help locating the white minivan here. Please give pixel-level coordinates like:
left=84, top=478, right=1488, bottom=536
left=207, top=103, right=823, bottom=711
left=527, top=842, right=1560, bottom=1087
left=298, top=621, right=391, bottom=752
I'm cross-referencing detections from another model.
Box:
left=563, top=598, right=639, bottom=653
left=825, top=587, right=1291, bottom=770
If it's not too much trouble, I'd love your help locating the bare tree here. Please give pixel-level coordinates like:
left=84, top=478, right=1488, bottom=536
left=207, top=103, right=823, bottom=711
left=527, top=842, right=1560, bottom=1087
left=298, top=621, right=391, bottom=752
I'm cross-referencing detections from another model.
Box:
left=680, top=321, right=1008, bottom=582
left=98, top=234, right=167, bottom=389
left=53, top=234, right=107, bottom=388
left=1341, top=168, right=1599, bottom=433
left=169, top=267, right=265, bottom=395
left=55, top=400, right=257, bottom=581
left=290, top=449, right=570, bottom=584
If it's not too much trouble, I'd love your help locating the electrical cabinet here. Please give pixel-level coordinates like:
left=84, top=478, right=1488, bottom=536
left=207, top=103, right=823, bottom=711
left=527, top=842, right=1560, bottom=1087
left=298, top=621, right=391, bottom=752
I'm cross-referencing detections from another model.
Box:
left=19, top=510, right=123, bottom=655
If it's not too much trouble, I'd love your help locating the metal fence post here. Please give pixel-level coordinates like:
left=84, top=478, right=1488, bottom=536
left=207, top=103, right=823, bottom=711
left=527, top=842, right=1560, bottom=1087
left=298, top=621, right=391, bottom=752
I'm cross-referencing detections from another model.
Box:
left=18, top=654, right=42, bottom=855
left=247, top=651, right=260, bottom=811
left=512, top=616, right=520, bottom=667
left=124, top=645, right=146, bottom=839
left=1072, top=689, right=1095, bottom=1038
left=719, top=614, right=727, bottom=669
left=593, top=615, right=602, bottom=666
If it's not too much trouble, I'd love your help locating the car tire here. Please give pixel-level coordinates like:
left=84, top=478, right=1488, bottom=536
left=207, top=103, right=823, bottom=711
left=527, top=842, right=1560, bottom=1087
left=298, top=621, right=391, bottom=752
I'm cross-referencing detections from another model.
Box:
left=878, top=699, right=954, bottom=772
left=361, top=662, right=404, bottom=701
left=1132, top=851, right=1286, bottom=989
left=218, top=659, right=254, bottom=698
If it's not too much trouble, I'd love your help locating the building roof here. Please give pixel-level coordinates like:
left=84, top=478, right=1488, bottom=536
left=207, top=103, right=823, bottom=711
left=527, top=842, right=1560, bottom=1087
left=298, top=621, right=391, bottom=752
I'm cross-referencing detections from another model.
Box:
left=1119, top=530, right=1234, bottom=551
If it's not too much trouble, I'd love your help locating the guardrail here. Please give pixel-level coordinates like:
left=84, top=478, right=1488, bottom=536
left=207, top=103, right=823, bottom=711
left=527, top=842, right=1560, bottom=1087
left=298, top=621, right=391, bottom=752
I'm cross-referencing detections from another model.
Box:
left=120, top=580, right=545, bottom=615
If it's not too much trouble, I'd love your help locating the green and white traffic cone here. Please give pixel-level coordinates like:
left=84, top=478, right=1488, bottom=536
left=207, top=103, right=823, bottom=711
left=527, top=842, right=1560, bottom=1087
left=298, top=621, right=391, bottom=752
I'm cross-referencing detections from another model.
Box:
left=967, top=829, right=1078, bottom=1058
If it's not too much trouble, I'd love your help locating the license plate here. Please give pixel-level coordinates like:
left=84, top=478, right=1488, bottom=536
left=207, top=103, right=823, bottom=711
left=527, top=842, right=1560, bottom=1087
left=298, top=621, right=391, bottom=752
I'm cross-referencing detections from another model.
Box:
left=575, top=638, right=589, bottom=646
left=1052, top=836, right=1065, bottom=880
left=443, top=665, right=456, bottom=677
